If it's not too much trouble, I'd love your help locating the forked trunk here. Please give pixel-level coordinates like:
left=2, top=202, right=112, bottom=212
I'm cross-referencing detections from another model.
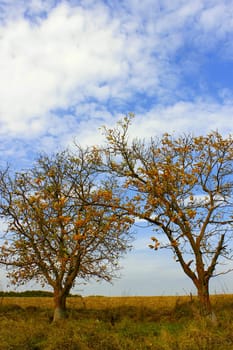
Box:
left=53, top=289, right=67, bottom=322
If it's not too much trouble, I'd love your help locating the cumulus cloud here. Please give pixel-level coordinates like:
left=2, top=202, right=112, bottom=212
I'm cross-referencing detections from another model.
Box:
left=0, top=0, right=57, bottom=23
left=128, top=100, right=233, bottom=140
left=0, top=3, right=127, bottom=134
left=0, top=0, right=232, bottom=159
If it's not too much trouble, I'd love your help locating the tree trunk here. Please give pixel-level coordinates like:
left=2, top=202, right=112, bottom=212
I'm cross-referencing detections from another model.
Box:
left=53, top=289, right=67, bottom=322
left=197, top=284, right=211, bottom=315
left=197, top=280, right=216, bottom=322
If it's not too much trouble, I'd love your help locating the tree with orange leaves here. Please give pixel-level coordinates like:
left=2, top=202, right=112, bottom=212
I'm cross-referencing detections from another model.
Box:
left=0, top=147, right=133, bottom=321
left=103, top=116, right=233, bottom=319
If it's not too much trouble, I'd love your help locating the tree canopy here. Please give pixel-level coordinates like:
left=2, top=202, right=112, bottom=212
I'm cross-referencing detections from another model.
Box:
left=102, top=117, right=233, bottom=316
left=0, top=147, right=133, bottom=321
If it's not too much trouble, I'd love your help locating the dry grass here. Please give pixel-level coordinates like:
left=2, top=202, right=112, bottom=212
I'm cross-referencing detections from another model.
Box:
left=0, top=294, right=233, bottom=349
left=0, top=294, right=191, bottom=309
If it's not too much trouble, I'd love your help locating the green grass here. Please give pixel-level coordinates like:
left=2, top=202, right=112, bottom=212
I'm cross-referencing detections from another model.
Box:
left=0, top=295, right=233, bottom=349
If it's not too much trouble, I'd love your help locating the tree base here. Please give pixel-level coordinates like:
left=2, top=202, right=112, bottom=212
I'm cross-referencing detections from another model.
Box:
left=53, top=307, right=67, bottom=322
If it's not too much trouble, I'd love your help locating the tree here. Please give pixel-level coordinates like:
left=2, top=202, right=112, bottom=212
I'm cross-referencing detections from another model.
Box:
left=102, top=117, right=233, bottom=317
left=0, top=148, right=133, bottom=321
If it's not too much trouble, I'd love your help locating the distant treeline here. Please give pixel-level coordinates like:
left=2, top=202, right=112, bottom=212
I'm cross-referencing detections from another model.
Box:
left=0, top=290, right=81, bottom=297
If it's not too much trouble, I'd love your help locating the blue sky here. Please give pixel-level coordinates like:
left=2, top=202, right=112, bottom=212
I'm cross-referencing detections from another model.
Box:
left=0, top=0, right=233, bottom=296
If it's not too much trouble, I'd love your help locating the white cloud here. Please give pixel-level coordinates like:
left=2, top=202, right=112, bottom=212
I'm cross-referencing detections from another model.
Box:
left=75, top=248, right=195, bottom=296
left=0, top=0, right=57, bottom=23
left=200, top=3, right=232, bottom=33
left=0, top=4, right=124, bottom=133
left=128, top=100, right=233, bottom=140
left=67, top=99, right=233, bottom=149
left=0, top=0, right=232, bottom=144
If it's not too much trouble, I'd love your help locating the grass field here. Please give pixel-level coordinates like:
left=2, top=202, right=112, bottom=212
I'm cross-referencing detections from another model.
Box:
left=0, top=294, right=233, bottom=349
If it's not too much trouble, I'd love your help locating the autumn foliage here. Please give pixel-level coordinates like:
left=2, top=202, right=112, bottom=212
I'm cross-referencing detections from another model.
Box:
left=102, top=116, right=233, bottom=317
left=0, top=115, right=233, bottom=321
left=0, top=148, right=133, bottom=321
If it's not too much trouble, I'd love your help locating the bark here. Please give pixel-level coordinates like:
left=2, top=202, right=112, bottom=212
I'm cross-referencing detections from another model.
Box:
left=197, top=284, right=211, bottom=315
left=53, top=289, right=67, bottom=322
left=197, top=280, right=216, bottom=322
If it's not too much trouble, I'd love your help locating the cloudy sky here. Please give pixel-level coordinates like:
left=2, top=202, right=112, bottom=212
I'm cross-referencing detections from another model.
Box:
left=0, top=0, right=233, bottom=296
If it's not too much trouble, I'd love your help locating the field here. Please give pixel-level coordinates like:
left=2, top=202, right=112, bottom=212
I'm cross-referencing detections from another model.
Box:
left=0, top=294, right=233, bottom=350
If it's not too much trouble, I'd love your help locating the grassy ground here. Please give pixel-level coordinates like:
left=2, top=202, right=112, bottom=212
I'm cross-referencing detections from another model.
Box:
left=0, top=294, right=233, bottom=349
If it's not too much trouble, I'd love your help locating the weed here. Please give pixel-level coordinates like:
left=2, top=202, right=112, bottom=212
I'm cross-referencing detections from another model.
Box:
left=0, top=295, right=233, bottom=349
